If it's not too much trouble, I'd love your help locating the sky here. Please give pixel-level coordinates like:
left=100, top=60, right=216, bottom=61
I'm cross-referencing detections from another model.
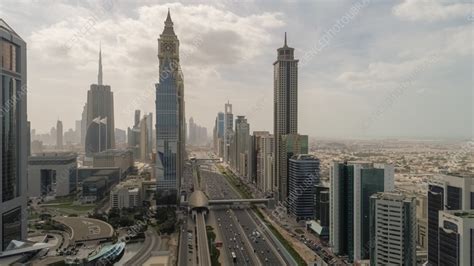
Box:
left=1, top=0, right=472, bottom=139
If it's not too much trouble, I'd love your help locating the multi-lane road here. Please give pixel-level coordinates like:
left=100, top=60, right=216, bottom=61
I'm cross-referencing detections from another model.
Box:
left=200, top=158, right=289, bottom=265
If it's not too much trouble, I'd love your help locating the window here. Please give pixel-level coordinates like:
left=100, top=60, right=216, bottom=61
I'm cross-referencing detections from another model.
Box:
left=2, top=207, right=22, bottom=250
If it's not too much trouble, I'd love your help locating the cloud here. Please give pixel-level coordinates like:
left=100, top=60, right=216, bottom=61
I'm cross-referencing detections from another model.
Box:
left=393, top=0, right=473, bottom=22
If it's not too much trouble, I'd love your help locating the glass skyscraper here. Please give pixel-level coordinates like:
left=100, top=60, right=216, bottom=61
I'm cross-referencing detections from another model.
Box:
left=330, top=161, right=394, bottom=263
left=155, top=10, right=184, bottom=202
left=0, top=19, right=27, bottom=251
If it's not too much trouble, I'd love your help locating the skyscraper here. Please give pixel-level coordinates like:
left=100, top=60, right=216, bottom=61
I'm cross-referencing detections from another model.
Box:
left=330, top=161, right=394, bottom=262
left=188, top=117, right=196, bottom=145
left=224, top=102, right=233, bottom=162
left=273, top=33, right=298, bottom=202
left=252, top=131, right=274, bottom=192
left=85, top=47, right=115, bottom=155
left=279, top=133, right=308, bottom=201
left=56, top=120, right=63, bottom=149
left=0, top=19, right=28, bottom=251
left=437, top=210, right=474, bottom=265
left=80, top=103, right=87, bottom=146
left=288, top=154, right=320, bottom=221
left=234, top=116, right=250, bottom=179
left=155, top=9, right=184, bottom=202
left=427, top=173, right=474, bottom=265
left=369, top=192, right=417, bottom=266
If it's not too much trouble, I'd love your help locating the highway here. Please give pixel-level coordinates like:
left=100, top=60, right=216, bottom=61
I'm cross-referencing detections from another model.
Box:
left=196, top=212, right=211, bottom=266
left=201, top=163, right=287, bottom=265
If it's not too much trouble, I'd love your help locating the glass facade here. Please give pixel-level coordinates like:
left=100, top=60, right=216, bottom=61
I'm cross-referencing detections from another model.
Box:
left=438, top=222, right=459, bottom=266
left=2, top=207, right=21, bottom=250
left=360, top=168, right=385, bottom=259
left=156, top=58, right=178, bottom=194
left=447, top=185, right=462, bottom=210
left=428, top=184, right=444, bottom=266
left=1, top=74, right=19, bottom=202
left=471, top=192, right=474, bottom=210
left=0, top=21, right=27, bottom=251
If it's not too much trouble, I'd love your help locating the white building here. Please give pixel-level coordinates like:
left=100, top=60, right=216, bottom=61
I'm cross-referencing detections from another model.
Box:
left=437, top=210, right=474, bottom=265
left=28, top=153, right=78, bottom=198
left=110, top=179, right=143, bottom=209
left=370, top=192, right=417, bottom=266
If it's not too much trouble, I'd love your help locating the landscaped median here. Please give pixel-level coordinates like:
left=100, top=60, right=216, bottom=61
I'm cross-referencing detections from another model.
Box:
left=216, top=165, right=252, bottom=199
left=253, top=207, right=307, bottom=266
left=216, top=164, right=307, bottom=266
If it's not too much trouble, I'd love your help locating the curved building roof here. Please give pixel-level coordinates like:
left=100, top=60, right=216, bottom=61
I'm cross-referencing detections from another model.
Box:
left=188, top=190, right=209, bottom=210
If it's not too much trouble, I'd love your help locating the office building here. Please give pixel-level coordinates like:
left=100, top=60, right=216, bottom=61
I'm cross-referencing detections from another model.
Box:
left=0, top=19, right=28, bottom=251
left=416, top=194, right=428, bottom=251
left=437, top=210, right=474, bottom=266
left=77, top=167, right=121, bottom=185
left=427, top=173, right=474, bottom=265
left=214, top=112, right=225, bottom=156
left=110, top=178, right=143, bottom=209
left=233, top=116, right=250, bottom=179
left=85, top=47, right=115, bottom=155
left=273, top=33, right=299, bottom=202
left=146, top=112, right=153, bottom=155
left=314, top=184, right=330, bottom=226
left=115, top=128, right=126, bottom=145
left=252, top=132, right=274, bottom=193
left=288, top=154, right=320, bottom=221
left=81, top=103, right=87, bottom=146
left=224, top=102, right=233, bottom=162
left=92, top=149, right=133, bottom=179
left=155, top=10, right=184, bottom=201
left=82, top=176, right=108, bottom=203
left=28, top=153, right=78, bottom=197
left=329, top=161, right=394, bottom=262
left=56, top=120, right=63, bottom=149
left=279, top=134, right=308, bottom=201
left=369, top=192, right=417, bottom=266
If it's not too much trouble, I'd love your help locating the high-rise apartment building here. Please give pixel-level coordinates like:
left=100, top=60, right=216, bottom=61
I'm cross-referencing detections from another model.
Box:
left=369, top=192, right=417, bottom=266
left=288, top=154, right=320, bottom=221
left=427, top=173, right=474, bottom=265
left=437, top=210, right=474, bottom=266
left=273, top=33, right=299, bottom=202
left=85, top=47, right=115, bottom=155
left=56, top=120, right=63, bottom=149
left=155, top=10, right=184, bottom=201
left=330, top=161, right=394, bottom=262
left=0, top=19, right=28, bottom=250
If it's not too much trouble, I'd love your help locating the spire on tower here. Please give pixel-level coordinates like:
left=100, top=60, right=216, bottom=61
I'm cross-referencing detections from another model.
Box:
left=98, top=43, right=103, bottom=85
left=162, top=8, right=175, bottom=35
left=165, top=8, right=173, bottom=25
left=284, top=32, right=287, bottom=47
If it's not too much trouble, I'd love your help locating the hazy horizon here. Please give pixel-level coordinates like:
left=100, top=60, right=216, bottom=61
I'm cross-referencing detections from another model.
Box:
left=2, top=0, right=472, bottom=139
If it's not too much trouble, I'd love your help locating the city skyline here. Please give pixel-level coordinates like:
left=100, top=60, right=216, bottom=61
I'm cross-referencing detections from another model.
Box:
left=2, top=0, right=471, bottom=139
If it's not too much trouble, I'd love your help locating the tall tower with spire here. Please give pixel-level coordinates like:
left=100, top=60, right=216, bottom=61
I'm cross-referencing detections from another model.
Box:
left=85, top=46, right=115, bottom=155
left=98, top=43, right=103, bottom=85
left=155, top=9, right=185, bottom=203
left=273, top=32, right=300, bottom=202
